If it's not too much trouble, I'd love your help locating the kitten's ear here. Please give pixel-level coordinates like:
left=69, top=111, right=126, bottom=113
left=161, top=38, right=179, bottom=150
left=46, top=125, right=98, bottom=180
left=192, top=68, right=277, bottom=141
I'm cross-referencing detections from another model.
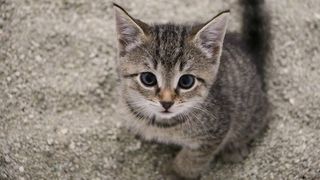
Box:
left=113, top=3, right=149, bottom=55
left=193, top=11, right=230, bottom=58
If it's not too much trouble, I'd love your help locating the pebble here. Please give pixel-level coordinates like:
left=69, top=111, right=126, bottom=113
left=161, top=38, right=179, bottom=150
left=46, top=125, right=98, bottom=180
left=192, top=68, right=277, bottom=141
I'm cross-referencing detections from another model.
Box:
left=106, top=130, right=114, bottom=135
left=28, top=114, right=34, bottom=119
left=19, top=166, right=24, bottom=173
left=127, top=141, right=141, bottom=152
left=4, top=156, right=11, bottom=163
left=19, top=54, right=25, bottom=60
left=69, top=141, right=75, bottom=150
left=289, top=98, right=295, bottom=105
left=15, top=71, right=21, bottom=77
left=109, top=134, right=117, bottom=140
left=103, top=157, right=113, bottom=168
left=80, top=128, right=87, bottom=134
left=47, top=138, right=54, bottom=146
left=115, top=122, right=122, bottom=128
left=60, top=128, right=68, bottom=135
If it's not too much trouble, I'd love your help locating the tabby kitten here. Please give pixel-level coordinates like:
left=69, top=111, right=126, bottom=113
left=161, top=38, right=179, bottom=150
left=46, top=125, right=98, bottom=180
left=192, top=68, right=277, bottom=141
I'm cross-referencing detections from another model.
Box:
left=114, top=0, right=270, bottom=179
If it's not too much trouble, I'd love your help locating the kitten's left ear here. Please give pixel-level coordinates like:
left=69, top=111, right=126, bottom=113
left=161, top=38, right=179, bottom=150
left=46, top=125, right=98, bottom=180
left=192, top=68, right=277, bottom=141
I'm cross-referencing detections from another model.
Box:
left=113, top=3, right=150, bottom=55
left=193, top=11, right=230, bottom=58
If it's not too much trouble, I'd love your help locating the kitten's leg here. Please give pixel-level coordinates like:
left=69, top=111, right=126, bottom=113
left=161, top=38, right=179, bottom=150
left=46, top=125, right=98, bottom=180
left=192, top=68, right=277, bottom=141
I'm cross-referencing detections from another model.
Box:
left=219, top=141, right=249, bottom=163
left=172, top=146, right=214, bottom=179
left=219, top=104, right=268, bottom=163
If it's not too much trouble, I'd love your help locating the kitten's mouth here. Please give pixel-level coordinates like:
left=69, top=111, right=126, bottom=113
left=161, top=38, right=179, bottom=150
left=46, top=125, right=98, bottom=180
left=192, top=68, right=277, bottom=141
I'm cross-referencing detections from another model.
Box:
left=157, top=110, right=177, bottom=119
left=161, top=110, right=172, bottom=113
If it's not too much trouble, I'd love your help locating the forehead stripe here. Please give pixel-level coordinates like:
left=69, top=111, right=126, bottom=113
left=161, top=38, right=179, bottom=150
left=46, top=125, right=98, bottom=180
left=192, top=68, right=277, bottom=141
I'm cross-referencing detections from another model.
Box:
left=178, top=27, right=187, bottom=71
left=153, top=25, right=160, bottom=69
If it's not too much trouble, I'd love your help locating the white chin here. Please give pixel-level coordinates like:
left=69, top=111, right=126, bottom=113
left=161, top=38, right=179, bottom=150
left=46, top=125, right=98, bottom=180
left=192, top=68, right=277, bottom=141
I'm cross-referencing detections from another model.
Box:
left=156, top=111, right=178, bottom=119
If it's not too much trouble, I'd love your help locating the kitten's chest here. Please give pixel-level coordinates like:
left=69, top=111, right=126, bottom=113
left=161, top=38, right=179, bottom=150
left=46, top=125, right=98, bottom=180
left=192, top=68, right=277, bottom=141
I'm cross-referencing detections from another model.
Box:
left=124, top=118, right=200, bottom=149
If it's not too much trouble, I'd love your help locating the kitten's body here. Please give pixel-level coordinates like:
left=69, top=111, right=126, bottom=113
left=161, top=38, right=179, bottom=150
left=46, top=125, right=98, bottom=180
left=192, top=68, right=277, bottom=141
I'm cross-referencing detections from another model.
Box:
left=123, top=33, right=267, bottom=148
left=114, top=0, right=270, bottom=179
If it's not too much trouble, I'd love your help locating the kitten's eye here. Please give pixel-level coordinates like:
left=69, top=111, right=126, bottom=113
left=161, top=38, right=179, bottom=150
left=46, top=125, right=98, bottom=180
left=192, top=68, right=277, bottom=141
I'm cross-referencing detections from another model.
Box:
left=140, top=72, right=157, bottom=87
left=178, top=74, right=195, bottom=89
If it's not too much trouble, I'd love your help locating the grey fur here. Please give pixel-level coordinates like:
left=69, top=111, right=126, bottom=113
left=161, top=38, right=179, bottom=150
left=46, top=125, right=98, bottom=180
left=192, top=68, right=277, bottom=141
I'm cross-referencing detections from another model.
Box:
left=114, top=0, right=270, bottom=179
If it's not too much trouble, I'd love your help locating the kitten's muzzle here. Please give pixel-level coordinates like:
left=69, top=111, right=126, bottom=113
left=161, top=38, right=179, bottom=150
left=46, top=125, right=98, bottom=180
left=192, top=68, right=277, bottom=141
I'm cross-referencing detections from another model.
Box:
left=160, top=101, right=174, bottom=111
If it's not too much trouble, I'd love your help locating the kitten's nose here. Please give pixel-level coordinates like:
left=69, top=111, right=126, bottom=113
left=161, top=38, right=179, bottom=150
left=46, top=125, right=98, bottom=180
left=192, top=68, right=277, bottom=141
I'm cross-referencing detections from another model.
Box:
left=160, top=101, right=174, bottom=111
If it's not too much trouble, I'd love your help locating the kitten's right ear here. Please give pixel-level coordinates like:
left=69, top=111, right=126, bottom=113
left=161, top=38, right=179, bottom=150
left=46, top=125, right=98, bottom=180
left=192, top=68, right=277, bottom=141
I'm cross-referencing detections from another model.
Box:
left=113, top=3, right=149, bottom=55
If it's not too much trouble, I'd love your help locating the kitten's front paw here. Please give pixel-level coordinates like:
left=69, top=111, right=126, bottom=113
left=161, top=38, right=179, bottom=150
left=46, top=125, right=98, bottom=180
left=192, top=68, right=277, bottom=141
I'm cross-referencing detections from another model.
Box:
left=165, top=171, right=201, bottom=180
left=219, top=143, right=249, bottom=163
left=171, top=149, right=207, bottom=180
left=160, top=160, right=200, bottom=180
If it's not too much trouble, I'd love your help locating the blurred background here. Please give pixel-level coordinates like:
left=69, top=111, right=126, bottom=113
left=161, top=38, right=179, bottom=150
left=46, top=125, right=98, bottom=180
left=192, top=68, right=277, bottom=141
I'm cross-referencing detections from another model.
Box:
left=0, top=0, right=319, bottom=179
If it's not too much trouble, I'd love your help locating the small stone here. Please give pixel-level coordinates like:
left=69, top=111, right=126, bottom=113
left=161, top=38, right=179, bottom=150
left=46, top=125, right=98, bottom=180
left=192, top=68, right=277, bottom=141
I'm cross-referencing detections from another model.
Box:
left=90, top=52, right=97, bottom=58
left=70, top=166, right=75, bottom=172
left=80, top=128, right=87, bottom=134
left=128, top=141, right=142, bottom=152
left=3, top=147, right=10, bottom=154
left=109, top=134, right=117, bottom=140
left=282, top=68, right=289, bottom=74
left=35, top=55, right=42, bottom=62
left=19, top=166, right=24, bottom=172
left=115, top=122, right=122, bottom=128
left=4, top=156, right=11, bottom=163
left=47, top=138, right=54, bottom=146
left=19, top=54, right=25, bottom=60
left=60, top=128, right=68, bottom=135
left=289, top=98, right=295, bottom=105
left=104, top=158, right=111, bottom=167
left=31, top=41, right=39, bottom=47
left=15, top=71, right=21, bottom=77
left=28, top=114, right=34, bottom=119
left=69, top=141, right=75, bottom=149
left=106, top=130, right=114, bottom=135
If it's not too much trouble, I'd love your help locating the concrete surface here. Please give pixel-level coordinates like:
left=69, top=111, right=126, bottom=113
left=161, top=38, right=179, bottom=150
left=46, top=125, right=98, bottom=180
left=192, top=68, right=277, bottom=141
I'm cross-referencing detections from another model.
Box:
left=0, top=0, right=319, bottom=179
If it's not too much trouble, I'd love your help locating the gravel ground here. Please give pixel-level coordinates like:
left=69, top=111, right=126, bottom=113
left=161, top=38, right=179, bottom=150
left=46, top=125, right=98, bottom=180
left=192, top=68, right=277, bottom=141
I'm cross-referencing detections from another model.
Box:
left=0, top=0, right=320, bottom=179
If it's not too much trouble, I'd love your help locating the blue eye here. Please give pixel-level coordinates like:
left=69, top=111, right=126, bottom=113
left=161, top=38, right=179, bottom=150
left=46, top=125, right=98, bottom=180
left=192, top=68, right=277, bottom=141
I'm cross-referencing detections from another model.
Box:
left=140, top=72, right=157, bottom=87
left=178, top=74, right=195, bottom=89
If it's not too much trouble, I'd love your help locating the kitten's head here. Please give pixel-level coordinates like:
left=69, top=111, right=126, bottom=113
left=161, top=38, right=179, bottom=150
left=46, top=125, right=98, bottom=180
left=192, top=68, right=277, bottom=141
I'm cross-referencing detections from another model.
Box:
left=114, top=4, right=229, bottom=122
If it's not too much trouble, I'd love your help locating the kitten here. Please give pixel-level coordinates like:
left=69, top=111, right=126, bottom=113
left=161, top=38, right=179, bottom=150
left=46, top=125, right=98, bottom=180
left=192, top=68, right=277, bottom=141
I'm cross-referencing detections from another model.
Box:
left=113, top=0, right=271, bottom=179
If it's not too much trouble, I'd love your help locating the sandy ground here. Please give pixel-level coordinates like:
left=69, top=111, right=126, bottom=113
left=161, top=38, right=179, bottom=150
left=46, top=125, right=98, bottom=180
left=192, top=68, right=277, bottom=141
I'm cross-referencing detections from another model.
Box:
left=0, top=0, right=320, bottom=179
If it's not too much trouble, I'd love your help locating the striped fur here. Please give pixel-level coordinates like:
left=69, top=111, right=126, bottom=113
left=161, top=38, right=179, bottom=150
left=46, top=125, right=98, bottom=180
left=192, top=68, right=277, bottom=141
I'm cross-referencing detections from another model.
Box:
left=114, top=0, right=270, bottom=179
